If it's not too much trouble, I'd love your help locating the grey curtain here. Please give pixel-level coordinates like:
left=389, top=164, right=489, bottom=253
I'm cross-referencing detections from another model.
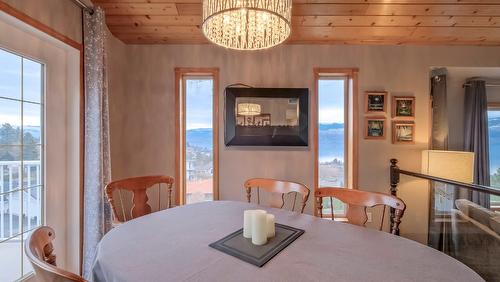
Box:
left=463, top=79, right=490, bottom=208
left=430, top=68, right=449, bottom=149
left=428, top=68, right=451, bottom=252
left=82, top=7, right=112, bottom=278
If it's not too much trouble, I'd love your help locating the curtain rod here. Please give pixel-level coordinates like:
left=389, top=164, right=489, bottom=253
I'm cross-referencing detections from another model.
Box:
left=71, top=0, right=94, bottom=14
left=462, top=83, right=500, bottom=88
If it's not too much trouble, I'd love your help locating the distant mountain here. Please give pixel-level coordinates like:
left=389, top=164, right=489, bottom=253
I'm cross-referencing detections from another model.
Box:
left=184, top=119, right=500, bottom=170
left=185, top=123, right=345, bottom=160
left=24, top=126, right=41, bottom=140
left=319, top=123, right=344, bottom=130
left=186, top=128, right=213, bottom=149
left=318, top=123, right=344, bottom=161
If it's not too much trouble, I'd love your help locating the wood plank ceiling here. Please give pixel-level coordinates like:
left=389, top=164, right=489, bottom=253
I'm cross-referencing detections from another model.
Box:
left=92, top=0, right=500, bottom=45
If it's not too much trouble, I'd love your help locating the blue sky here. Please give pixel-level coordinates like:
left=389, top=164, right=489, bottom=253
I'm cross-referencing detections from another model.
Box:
left=318, top=79, right=345, bottom=161
left=185, top=79, right=213, bottom=130
left=0, top=48, right=42, bottom=127
left=489, top=110, right=500, bottom=119
left=318, top=79, right=345, bottom=124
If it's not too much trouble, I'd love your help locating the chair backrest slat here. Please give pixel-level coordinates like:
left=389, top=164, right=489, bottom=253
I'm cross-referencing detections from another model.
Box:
left=315, top=187, right=406, bottom=235
left=244, top=178, right=310, bottom=213
left=105, top=175, right=174, bottom=224
left=25, top=226, right=87, bottom=282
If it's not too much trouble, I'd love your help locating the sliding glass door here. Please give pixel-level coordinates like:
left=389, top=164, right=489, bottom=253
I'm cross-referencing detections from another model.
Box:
left=0, top=48, right=44, bottom=281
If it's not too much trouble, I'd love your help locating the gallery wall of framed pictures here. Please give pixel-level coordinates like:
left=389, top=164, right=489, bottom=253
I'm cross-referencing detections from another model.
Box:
left=363, top=91, right=415, bottom=144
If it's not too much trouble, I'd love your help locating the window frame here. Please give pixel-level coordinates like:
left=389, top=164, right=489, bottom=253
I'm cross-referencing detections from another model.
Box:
left=0, top=47, right=45, bottom=280
left=174, top=68, right=219, bottom=206
left=313, top=68, right=359, bottom=217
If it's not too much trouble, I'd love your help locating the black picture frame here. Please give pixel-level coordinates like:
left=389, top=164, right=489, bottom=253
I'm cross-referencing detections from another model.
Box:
left=225, top=87, right=309, bottom=146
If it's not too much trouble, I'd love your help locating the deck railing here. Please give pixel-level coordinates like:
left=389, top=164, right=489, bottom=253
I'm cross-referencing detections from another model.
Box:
left=0, top=160, right=42, bottom=241
left=389, top=159, right=500, bottom=281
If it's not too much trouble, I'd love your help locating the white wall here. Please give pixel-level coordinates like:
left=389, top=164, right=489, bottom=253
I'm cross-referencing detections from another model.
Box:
left=0, top=10, right=80, bottom=274
left=2, top=0, right=82, bottom=44
left=107, top=44, right=500, bottom=244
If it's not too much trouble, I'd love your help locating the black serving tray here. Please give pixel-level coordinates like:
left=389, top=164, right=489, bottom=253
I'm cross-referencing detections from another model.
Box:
left=209, top=223, right=304, bottom=267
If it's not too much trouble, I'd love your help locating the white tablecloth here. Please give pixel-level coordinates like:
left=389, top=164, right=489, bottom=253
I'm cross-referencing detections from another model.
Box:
left=91, top=201, right=483, bottom=282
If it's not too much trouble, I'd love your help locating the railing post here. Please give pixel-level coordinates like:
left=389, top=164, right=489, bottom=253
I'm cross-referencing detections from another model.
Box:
left=390, top=159, right=400, bottom=235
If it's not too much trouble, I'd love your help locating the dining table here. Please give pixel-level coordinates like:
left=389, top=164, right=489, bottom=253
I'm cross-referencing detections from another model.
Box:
left=91, top=201, right=483, bottom=282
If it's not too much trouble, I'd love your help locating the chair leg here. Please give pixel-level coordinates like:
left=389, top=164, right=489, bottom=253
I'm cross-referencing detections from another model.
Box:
left=167, top=184, right=173, bottom=208
left=245, top=186, right=251, bottom=203
left=391, top=209, right=404, bottom=235
left=316, top=196, right=323, bottom=218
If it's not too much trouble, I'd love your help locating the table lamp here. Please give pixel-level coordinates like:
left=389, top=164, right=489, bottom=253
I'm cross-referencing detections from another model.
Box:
left=421, top=150, right=475, bottom=183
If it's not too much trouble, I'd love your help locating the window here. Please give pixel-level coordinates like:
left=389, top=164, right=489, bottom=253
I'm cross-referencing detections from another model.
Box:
left=488, top=106, right=500, bottom=207
left=175, top=69, right=219, bottom=205
left=0, top=48, right=44, bottom=281
left=314, top=69, right=358, bottom=217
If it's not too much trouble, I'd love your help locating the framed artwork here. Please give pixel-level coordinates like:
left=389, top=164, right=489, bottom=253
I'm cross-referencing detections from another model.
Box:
left=365, top=92, right=387, bottom=114
left=365, top=117, right=386, bottom=139
left=392, top=121, right=415, bottom=144
left=392, top=96, right=415, bottom=118
left=226, top=87, right=308, bottom=146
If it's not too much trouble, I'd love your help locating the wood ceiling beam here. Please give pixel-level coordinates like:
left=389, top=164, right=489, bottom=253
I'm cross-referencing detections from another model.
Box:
left=293, top=4, right=500, bottom=16
left=91, top=0, right=500, bottom=46
left=106, top=15, right=201, bottom=26
left=98, top=3, right=178, bottom=15
left=292, top=15, right=500, bottom=27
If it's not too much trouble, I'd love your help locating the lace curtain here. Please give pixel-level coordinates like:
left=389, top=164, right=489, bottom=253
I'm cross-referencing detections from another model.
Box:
left=82, top=7, right=112, bottom=278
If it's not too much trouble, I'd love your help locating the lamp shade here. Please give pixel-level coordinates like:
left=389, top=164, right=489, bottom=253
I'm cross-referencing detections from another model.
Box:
left=237, top=103, right=261, bottom=116
left=421, top=150, right=475, bottom=183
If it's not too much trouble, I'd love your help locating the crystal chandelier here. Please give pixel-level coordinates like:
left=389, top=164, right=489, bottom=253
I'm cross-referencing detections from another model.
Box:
left=237, top=103, right=261, bottom=116
left=202, top=0, right=292, bottom=50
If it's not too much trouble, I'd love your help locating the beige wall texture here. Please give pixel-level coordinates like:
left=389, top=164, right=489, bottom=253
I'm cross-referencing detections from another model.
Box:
left=106, top=44, right=500, bottom=243
left=2, top=0, right=82, bottom=43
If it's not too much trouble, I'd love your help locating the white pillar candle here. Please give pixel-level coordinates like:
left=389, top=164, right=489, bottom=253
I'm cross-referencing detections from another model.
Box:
left=251, top=210, right=268, bottom=245
left=266, top=214, right=275, bottom=239
left=243, top=210, right=255, bottom=238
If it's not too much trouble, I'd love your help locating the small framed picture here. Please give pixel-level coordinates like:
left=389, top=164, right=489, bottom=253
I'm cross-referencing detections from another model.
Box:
left=365, top=117, right=386, bottom=139
left=365, top=92, right=387, bottom=114
left=392, top=96, right=415, bottom=118
left=393, top=121, right=415, bottom=144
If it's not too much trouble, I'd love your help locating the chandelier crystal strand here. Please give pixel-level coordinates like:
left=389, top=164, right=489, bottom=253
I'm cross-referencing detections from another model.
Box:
left=202, top=0, right=292, bottom=50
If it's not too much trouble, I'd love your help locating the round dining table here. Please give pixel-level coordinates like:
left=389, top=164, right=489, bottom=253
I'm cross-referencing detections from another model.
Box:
left=91, top=201, right=483, bottom=282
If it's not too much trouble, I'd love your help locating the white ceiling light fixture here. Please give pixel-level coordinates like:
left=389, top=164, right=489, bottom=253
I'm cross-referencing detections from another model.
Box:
left=202, top=0, right=292, bottom=50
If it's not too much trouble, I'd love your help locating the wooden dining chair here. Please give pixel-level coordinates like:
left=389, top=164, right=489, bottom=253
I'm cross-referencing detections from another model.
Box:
left=25, top=226, right=87, bottom=282
left=244, top=178, right=310, bottom=213
left=315, top=187, right=406, bottom=235
left=105, top=175, right=174, bottom=225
